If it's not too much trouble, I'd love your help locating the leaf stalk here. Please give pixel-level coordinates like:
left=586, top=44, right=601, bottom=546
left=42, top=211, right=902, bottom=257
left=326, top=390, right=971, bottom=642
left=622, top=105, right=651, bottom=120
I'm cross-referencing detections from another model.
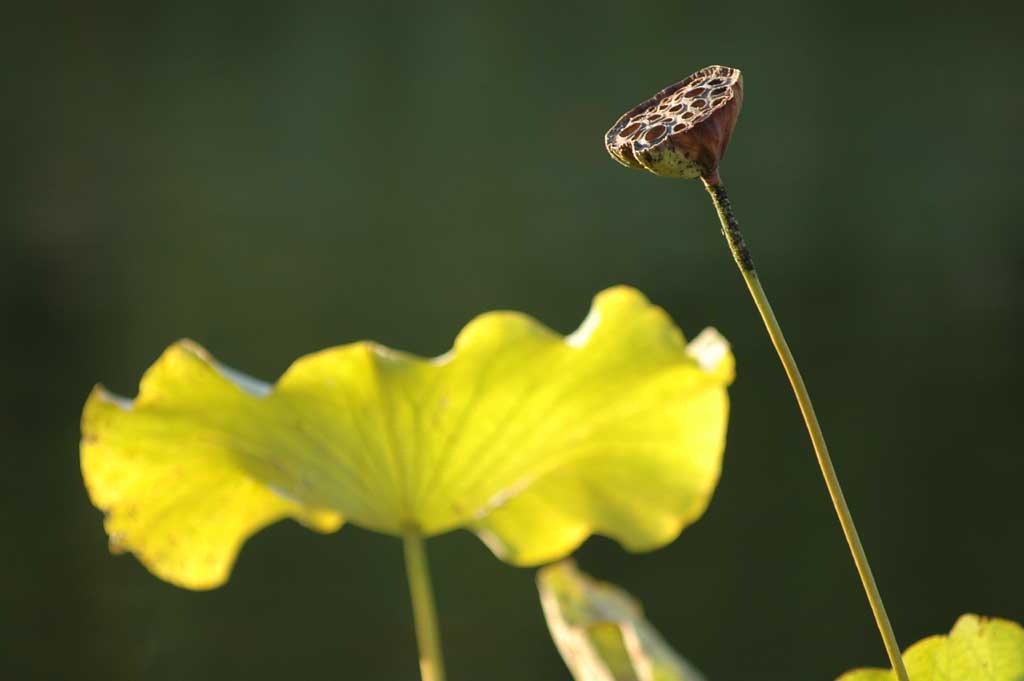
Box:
left=402, top=528, right=447, bottom=681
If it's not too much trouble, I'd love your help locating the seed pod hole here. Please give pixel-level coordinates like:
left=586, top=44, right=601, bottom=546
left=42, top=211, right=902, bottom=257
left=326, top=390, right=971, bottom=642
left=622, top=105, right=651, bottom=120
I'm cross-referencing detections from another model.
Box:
left=619, top=122, right=642, bottom=138
left=644, top=124, right=667, bottom=142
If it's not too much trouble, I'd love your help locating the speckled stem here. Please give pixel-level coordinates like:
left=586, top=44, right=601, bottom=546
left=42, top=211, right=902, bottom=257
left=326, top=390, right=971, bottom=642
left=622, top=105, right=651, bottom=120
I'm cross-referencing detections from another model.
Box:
left=403, top=529, right=447, bottom=681
left=702, top=178, right=909, bottom=681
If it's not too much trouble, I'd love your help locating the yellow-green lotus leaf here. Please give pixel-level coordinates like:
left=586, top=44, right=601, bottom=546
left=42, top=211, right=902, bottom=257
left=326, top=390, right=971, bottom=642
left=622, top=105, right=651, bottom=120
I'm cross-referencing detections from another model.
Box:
left=837, top=614, right=1024, bottom=681
left=81, top=286, right=733, bottom=589
left=538, top=560, right=707, bottom=681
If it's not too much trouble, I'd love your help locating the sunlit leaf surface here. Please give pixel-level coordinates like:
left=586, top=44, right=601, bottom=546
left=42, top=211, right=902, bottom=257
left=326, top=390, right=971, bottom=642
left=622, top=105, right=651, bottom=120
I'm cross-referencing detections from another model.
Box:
left=538, top=560, right=707, bottom=681
left=838, top=615, right=1024, bottom=681
left=81, top=286, right=733, bottom=589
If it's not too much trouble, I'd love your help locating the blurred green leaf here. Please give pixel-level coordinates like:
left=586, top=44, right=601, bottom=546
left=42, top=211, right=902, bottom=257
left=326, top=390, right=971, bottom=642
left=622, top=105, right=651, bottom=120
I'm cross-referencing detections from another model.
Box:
left=537, top=560, right=707, bottom=681
left=837, top=615, right=1024, bottom=681
left=81, top=286, right=733, bottom=589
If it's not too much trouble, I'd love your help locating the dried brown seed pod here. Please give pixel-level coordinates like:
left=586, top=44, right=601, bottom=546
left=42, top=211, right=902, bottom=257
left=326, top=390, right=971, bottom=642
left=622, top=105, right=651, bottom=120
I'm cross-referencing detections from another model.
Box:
left=605, top=65, right=743, bottom=185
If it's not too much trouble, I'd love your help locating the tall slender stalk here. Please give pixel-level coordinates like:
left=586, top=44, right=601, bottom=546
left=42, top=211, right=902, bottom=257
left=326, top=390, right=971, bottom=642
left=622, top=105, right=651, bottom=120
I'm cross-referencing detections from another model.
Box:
left=703, top=178, right=910, bottom=681
left=402, top=528, right=447, bottom=681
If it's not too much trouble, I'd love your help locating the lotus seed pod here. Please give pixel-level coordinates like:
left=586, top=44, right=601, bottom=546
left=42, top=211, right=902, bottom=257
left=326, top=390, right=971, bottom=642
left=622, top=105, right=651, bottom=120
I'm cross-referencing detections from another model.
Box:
left=605, top=65, right=743, bottom=185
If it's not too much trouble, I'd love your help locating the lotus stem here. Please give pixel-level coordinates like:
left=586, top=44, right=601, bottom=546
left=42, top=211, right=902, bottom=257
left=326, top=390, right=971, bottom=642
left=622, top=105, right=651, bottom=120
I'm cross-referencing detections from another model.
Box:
left=702, top=177, right=909, bottom=681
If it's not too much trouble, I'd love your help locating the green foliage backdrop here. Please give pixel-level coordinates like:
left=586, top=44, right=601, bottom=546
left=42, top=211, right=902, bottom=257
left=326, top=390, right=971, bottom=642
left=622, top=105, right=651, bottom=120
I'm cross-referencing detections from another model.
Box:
left=3, top=1, right=1022, bottom=679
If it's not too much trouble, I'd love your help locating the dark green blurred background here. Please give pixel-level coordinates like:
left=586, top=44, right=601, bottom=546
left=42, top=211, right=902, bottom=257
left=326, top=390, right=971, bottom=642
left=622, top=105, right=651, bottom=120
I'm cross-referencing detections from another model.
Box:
left=4, top=2, right=1023, bottom=679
